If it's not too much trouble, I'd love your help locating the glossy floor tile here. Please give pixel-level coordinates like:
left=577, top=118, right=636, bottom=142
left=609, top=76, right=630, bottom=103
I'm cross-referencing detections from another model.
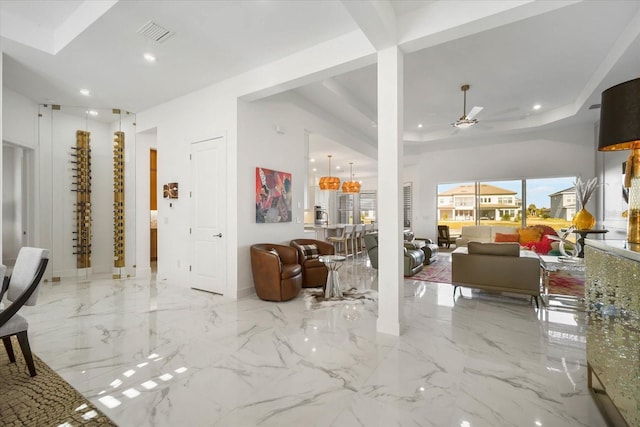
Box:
left=18, top=255, right=606, bottom=426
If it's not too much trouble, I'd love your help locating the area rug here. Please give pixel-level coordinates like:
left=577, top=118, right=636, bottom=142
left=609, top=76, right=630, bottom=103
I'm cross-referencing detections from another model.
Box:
left=408, top=255, right=585, bottom=298
left=302, top=287, right=378, bottom=309
left=0, top=337, right=116, bottom=426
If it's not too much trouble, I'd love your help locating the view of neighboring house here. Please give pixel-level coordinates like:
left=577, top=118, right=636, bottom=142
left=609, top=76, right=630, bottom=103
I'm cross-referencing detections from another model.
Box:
left=437, top=184, right=521, bottom=221
left=549, top=186, right=577, bottom=220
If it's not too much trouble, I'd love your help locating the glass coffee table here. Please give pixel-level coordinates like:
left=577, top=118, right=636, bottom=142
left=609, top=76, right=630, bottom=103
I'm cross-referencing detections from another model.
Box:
left=318, top=255, right=346, bottom=299
left=539, top=255, right=586, bottom=311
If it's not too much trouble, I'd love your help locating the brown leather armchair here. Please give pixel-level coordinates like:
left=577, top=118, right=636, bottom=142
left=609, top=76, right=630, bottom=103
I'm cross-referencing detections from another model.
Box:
left=290, top=239, right=335, bottom=287
left=250, top=244, right=302, bottom=301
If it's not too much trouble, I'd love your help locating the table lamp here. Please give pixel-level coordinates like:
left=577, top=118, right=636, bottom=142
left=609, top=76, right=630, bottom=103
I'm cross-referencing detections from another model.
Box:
left=598, top=77, right=640, bottom=244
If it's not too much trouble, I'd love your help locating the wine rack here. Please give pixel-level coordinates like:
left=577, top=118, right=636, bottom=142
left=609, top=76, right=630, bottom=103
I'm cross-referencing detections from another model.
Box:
left=113, top=131, right=125, bottom=268
left=72, top=130, right=92, bottom=268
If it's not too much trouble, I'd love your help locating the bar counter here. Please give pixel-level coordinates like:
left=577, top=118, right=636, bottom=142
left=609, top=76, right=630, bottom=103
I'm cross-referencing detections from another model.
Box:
left=584, top=239, right=640, bottom=427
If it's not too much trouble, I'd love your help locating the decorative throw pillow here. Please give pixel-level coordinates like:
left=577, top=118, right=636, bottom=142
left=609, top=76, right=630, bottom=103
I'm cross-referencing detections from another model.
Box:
left=267, top=248, right=283, bottom=269
left=300, top=244, right=319, bottom=260
left=535, top=224, right=557, bottom=237
left=517, top=227, right=542, bottom=243
left=494, top=232, right=520, bottom=243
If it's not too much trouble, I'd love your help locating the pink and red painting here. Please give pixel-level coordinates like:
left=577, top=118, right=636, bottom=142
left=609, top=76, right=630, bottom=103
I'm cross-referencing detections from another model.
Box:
left=256, top=167, right=292, bottom=223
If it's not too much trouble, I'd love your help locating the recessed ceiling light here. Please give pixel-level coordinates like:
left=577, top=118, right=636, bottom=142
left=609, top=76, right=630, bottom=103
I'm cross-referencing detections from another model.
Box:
left=310, top=158, right=315, bottom=162
left=533, top=104, right=541, bottom=110
left=86, top=110, right=98, bottom=116
left=312, top=168, right=317, bottom=172
left=143, top=53, right=156, bottom=62
left=418, top=123, right=423, bottom=128
left=80, top=89, right=90, bottom=96
left=336, top=166, right=341, bottom=170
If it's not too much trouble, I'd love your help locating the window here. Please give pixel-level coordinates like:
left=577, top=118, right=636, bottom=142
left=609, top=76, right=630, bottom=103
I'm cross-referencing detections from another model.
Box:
left=359, top=191, right=376, bottom=224
left=526, top=177, right=576, bottom=229
left=438, top=177, right=575, bottom=233
left=403, top=183, right=412, bottom=229
left=456, top=196, right=474, bottom=207
left=338, top=193, right=355, bottom=224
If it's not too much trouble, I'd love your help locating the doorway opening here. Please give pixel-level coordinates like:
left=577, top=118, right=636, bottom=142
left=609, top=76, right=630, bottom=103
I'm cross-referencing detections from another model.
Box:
left=2, top=142, right=35, bottom=268
left=150, top=149, right=157, bottom=273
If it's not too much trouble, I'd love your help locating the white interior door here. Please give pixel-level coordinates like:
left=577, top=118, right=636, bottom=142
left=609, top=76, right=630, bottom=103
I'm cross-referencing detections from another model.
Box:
left=190, top=136, right=226, bottom=294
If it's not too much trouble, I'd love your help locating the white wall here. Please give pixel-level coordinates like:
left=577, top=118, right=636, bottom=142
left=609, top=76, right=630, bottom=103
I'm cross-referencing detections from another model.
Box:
left=39, top=108, right=114, bottom=277
left=2, top=87, right=38, bottom=149
left=134, top=129, right=156, bottom=279
left=2, top=95, right=137, bottom=277
left=236, top=96, right=376, bottom=295
left=597, top=148, right=629, bottom=239
left=136, top=82, right=239, bottom=290
left=2, top=88, right=42, bottom=270
left=407, top=123, right=598, bottom=240
left=237, top=99, right=307, bottom=295
left=1, top=53, right=3, bottom=261
left=2, top=144, right=22, bottom=262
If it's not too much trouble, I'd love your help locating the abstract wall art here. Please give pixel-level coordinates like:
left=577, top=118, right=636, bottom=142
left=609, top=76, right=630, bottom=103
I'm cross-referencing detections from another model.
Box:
left=256, top=167, right=292, bottom=223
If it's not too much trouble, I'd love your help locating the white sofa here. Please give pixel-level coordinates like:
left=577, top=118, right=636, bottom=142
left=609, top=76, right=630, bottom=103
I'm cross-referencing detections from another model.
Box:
left=455, top=225, right=518, bottom=247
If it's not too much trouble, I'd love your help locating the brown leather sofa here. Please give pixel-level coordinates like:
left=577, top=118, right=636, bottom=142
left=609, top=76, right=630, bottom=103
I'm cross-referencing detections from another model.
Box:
left=250, top=244, right=302, bottom=301
left=451, top=241, right=541, bottom=307
left=290, top=239, right=335, bottom=287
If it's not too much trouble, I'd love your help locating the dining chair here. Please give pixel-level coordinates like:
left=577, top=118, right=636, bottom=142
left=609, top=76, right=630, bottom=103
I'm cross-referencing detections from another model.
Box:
left=0, top=247, right=49, bottom=377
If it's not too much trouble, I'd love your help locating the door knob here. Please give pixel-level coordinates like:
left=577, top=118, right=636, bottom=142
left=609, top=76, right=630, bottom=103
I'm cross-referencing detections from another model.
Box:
left=214, top=233, right=223, bottom=238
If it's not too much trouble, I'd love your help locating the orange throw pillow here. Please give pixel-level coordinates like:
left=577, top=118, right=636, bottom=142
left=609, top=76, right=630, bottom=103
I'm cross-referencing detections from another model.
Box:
left=518, top=227, right=542, bottom=243
left=494, top=232, right=520, bottom=243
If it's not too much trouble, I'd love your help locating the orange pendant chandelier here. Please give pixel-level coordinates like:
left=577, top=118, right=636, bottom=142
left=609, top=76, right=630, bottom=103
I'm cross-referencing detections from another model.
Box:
left=341, top=162, right=361, bottom=194
left=319, top=154, right=340, bottom=191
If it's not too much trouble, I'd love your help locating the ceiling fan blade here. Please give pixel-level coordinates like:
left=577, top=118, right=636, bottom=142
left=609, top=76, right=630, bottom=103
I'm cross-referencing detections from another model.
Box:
left=466, top=106, right=483, bottom=120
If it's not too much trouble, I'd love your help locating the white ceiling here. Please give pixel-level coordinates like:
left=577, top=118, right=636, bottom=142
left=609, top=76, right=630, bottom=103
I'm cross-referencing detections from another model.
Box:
left=2, top=0, right=640, bottom=182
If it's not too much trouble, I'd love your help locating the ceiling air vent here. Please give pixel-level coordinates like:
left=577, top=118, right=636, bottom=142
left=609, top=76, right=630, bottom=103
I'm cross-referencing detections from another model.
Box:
left=137, top=21, right=175, bottom=43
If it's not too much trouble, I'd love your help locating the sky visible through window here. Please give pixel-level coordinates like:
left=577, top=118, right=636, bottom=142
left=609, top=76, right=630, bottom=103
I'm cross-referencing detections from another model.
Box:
left=438, top=177, right=576, bottom=209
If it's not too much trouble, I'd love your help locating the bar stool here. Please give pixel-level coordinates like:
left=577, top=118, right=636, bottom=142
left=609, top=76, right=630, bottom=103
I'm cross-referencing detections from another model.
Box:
left=328, top=225, right=353, bottom=257
left=353, top=224, right=364, bottom=257
left=343, top=225, right=356, bottom=257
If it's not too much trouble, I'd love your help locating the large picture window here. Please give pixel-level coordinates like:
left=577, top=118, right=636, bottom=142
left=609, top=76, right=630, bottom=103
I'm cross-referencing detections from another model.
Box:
left=437, top=177, right=575, bottom=235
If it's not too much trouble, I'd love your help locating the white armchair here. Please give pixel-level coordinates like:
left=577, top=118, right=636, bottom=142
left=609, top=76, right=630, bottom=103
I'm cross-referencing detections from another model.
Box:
left=0, top=247, right=49, bottom=377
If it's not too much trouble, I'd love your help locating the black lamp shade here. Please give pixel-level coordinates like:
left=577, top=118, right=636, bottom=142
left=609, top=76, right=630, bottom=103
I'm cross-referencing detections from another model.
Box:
left=598, top=77, right=640, bottom=151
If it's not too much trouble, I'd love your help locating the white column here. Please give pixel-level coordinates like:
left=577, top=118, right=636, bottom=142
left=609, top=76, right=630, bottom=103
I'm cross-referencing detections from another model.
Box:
left=0, top=50, right=3, bottom=262
left=376, top=46, right=404, bottom=336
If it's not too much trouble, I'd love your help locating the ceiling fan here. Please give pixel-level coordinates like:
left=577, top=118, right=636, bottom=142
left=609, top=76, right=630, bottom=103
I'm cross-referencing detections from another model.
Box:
left=451, top=84, right=483, bottom=129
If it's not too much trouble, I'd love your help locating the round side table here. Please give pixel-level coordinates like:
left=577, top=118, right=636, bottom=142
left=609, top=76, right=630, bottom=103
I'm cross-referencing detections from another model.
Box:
left=318, top=255, right=346, bottom=299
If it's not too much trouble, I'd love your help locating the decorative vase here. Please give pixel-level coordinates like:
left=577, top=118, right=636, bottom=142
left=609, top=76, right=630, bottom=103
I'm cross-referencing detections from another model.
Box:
left=572, top=208, right=596, bottom=230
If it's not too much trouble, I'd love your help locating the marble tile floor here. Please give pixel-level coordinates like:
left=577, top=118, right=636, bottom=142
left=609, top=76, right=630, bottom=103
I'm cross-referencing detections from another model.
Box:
left=17, top=255, right=607, bottom=427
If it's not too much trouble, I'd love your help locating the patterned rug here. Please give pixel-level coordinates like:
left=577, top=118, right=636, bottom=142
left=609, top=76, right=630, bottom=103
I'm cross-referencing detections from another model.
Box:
left=0, top=337, right=116, bottom=426
left=409, top=254, right=585, bottom=298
